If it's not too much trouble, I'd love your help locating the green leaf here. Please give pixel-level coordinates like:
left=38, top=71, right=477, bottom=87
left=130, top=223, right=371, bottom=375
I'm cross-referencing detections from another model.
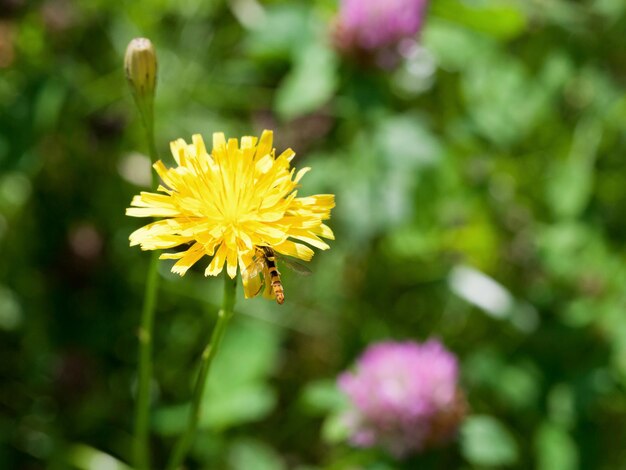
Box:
left=200, top=319, right=281, bottom=429
left=432, top=0, right=527, bottom=40
left=461, top=415, right=519, bottom=466
left=299, top=379, right=348, bottom=415
left=153, top=383, right=276, bottom=435
left=275, top=42, right=338, bottom=120
left=537, top=221, right=591, bottom=278
left=423, top=19, right=496, bottom=71
left=67, top=444, right=132, bottom=470
left=201, top=383, right=276, bottom=429
left=463, top=348, right=506, bottom=385
left=245, top=4, right=312, bottom=60
left=546, top=118, right=602, bottom=219
left=205, top=318, right=281, bottom=390
left=375, top=114, right=442, bottom=168
left=228, top=438, right=286, bottom=470
left=321, top=410, right=351, bottom=444
left=562, top=298, right=597, bottom=328
left=495, top=365, right=541, bottom=410
left=462, top=52, right=551, bottom=146
left=534, top=422, right=578, bottom=470
left=152, top=403, right=187, bottom=436
left=592, top=0, right=626, bottom=18
left=153, top=319, right=281, bottom=434
left=0, top=285, right=22, bottom=331
left=546, top=384, right=576, bottom=429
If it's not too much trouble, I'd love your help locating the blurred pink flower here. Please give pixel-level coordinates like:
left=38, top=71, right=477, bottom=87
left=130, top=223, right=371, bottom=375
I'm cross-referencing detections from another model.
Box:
left=338, top=339, right=465, bottom=457
left=334, top=0, right=428, bottom=55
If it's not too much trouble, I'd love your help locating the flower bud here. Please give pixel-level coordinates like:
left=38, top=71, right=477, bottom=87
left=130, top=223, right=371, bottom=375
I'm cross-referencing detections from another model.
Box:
left=124, top=38, right=157, bottom=114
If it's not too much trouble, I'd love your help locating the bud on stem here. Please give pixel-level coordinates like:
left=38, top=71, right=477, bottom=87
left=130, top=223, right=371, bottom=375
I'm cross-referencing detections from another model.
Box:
left=124, top=38, right=157, bottom=135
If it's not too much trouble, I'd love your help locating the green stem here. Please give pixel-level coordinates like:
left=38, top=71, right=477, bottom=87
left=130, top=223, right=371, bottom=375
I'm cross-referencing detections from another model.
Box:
left=166, top=275, right=237, bottom=470
left=133, top=101, right=160, bottom=470
left=142, top=104, right=158, bottom=170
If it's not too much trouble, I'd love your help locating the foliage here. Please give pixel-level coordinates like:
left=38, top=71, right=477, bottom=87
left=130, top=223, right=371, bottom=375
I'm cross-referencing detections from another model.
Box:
left=1, top=0, right=626, bottom=468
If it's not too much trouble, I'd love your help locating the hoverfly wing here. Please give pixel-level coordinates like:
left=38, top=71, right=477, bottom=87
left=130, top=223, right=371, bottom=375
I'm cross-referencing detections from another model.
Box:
left=242, top=255, right=266, bottom=280
left=275, top=255, right=312, bottom=276
left=242, top=255, right=267, bottom=299
left=251, top=279, right=264, bottom=297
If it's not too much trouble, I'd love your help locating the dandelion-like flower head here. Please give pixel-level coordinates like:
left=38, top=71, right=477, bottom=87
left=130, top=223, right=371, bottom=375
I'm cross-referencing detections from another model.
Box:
left=338, top=339, right=465, bottom=457
left=126, top=130, right=335, bottom=297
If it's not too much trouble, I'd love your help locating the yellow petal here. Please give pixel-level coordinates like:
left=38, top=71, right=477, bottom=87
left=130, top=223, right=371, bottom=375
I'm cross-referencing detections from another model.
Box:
left=226, top=244, right=238, bottom=279
left=212, top=132, right=226, bottom=151
left=255, top=154, right=274, bottom=174
left=126, top=207, right=181, bottom=217
left=316, top=223, right=335, bottom=240
left=171, top=242, right=205, bottom=276
left=290, top=232, right=330, bottom=250
left=294, top=167, right=311, bottom=183
left=274, top=240, right=314, bottom=261
left=227, top=138, right=239, bottom=155
left=159, top=251, right=186, bottom=260
left=241, top=136, right=257, bottom=150
left=256, top=130, right=273, bottom=159
left=277, top=148, right=295, bottom=163
left=170, top=138, right=188, bottom=166
left=205, top=242, right=227, bottom=276
left=192, top=134, right=207, bottom=159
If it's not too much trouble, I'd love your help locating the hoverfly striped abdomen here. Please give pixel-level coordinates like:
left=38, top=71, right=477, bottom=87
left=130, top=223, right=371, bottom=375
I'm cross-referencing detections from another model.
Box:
left=260, top=247, right=285, bottom=304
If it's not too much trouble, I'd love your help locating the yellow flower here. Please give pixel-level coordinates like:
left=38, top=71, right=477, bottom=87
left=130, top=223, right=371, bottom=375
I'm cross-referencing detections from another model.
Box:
left=126, top=130, right=335, bottom=298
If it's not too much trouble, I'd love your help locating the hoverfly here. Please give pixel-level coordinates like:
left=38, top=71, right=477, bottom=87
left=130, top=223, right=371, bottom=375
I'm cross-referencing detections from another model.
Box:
left=243, top=246, right=312, bottom=304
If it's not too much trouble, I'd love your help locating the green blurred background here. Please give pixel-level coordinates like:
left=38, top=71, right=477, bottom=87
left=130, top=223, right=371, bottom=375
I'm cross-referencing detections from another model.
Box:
left=2, top=0, right=626, bottom=468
